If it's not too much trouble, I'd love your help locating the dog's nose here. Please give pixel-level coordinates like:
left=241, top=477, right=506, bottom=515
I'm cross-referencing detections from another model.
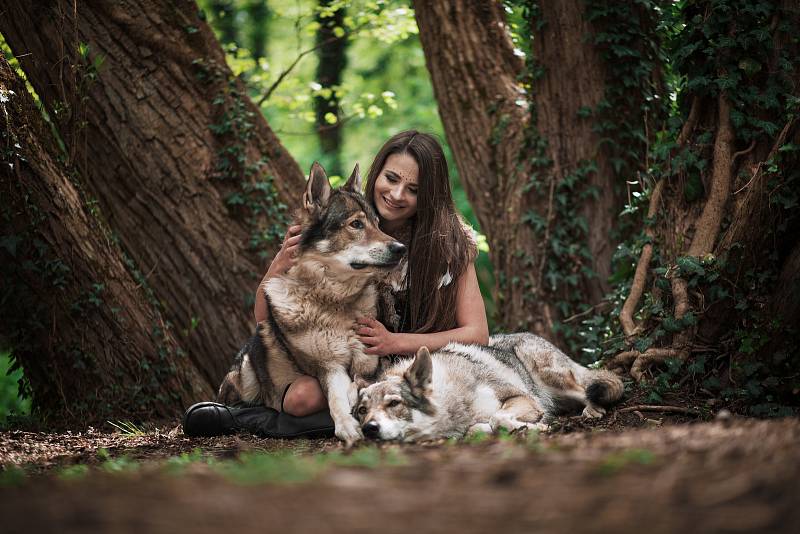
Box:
left=388, top=241, right=406, bottom=257
left=362, top=420, right=380, bottom=439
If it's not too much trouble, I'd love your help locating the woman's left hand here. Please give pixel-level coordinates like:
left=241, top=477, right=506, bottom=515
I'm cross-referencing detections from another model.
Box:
left=356, top=317, right=401, bottom=356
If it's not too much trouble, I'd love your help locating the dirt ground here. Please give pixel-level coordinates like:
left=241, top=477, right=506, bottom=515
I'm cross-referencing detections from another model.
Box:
left=2, top=404, right=799, bottom=534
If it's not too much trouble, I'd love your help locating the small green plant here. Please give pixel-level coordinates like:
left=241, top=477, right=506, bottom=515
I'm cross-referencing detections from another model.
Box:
left=462, top=430, right=492, bottom=445
left=214, top=447, right=406, bottom=486
left=0, top=465, right=27, bottom=487
left=0, top=350, right=31, bottom=425
left=596, top=448, right=655, bottom=476
left=164, top=448, right=215, bottom=475
left=107, top=420, right=145, bottom=436
left=58, top=464, right=90, bottom=481
left=96, top=448, right=139, bottom=474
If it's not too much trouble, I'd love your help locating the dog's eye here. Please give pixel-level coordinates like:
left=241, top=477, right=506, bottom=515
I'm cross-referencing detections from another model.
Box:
left=386, top=399, right=401, bottom=408
left=357, top=406, right=367, bottom=416
left=350, top=219, right=364, bottom=229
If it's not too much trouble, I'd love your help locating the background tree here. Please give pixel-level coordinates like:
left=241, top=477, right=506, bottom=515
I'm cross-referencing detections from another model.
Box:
left=1, top=57, right=210, bottom=423
left=0, top=0, right=305, bottom=398
left=245, top=0, right=270, bottom=61
left=210, top=0, right=240, bottom=47
left=413, top=1, right=664, bottom=346
left=313, top=0, right=349, bottom=177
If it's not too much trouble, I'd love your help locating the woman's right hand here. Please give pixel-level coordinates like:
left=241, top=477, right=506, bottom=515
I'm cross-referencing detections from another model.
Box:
left=265, top=225, right=302, bottom=278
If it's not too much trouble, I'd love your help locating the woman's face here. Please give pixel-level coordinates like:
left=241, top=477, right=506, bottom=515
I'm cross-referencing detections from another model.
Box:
left=373, top=152, right=419, bottom=227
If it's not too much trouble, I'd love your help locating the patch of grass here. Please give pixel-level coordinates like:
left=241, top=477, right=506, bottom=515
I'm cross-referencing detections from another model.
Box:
left=0, top=465, right=27, bottom=487
left=96, top=448, right=139, bottom=474
left=215, top=446, right=407, bottom=486
left=462, top=430, right=492, bottom=445
left=216, top=450, right=323, bottom=485
left=107, top=420, right=145, bottom=436
left=58, top=464, right=90, bottom=481
left=596, top=448, right=656, bottom=476
left=164, top=448, right=216, bottom=475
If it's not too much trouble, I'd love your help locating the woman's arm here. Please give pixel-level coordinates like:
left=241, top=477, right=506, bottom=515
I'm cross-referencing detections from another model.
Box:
left=254, top=225, right=302, bottom=323
left=357, top=262, right=489, bottom=355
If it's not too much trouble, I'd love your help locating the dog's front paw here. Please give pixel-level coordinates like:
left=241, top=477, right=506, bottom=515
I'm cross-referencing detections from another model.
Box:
left=489, top=414, right=529, bottom=434
left=335, top=416, right=363, bottom=447
left=582, top=404, right=606, bottom=419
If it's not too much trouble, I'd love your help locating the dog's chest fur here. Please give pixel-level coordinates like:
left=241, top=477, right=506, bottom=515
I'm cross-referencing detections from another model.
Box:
left=265, top=262, right=379, bottom=373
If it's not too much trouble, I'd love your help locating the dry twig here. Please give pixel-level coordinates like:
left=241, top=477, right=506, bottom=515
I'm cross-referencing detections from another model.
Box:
left=618, top=405, right=701, bottom=416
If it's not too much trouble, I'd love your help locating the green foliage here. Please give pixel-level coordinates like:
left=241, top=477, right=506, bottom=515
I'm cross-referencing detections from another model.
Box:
left=107, top=420, right=146, bottom=436
left=57, top=464, right=90, bottom=481
left=0, top=465, right=27, bottom=487
left=574, top=0, right=800, bottom=415
left=596, top=448, right=655, bottom=476
left=0, top=351, right=31, bottom=425
left=215, top=447, right=406, bottom=485
left=96, top=447, right=140, bottom=474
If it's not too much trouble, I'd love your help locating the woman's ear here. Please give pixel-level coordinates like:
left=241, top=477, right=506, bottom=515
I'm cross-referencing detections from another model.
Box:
left=303, top=162, right=332, bottom=211
left=343, top=163, right=362, bottom=193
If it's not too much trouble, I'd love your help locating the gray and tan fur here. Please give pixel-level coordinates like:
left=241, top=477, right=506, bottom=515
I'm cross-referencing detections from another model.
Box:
left=353, top=333, right=623, bottom=442
left=217, top=162, right=405, bottom=446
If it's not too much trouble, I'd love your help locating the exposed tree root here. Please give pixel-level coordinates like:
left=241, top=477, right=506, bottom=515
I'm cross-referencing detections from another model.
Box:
left=618, top=97, right=701, bottom=341
left=611, top=95, right=734, bottom=382
left=619, top=179, right=665, bottom=339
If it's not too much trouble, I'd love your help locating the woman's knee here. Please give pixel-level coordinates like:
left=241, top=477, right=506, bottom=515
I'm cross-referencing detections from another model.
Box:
left=283, top=376, right=327, bottom=416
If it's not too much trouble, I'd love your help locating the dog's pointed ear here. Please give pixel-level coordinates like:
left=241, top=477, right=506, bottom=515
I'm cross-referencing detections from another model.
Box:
left=404, top=346, right=432, bottom=397
left=303, top=162, right=332, bottom=212
left=343, top=163, right=362, bottom=193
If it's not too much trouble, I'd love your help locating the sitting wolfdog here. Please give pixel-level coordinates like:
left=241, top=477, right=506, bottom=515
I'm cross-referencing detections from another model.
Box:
left=353, top=333, right=623, bottom=442
left=217, top=163, right=405, bottom=446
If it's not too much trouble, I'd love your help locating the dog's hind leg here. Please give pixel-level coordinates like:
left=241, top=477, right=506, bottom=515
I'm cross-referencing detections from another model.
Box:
left=217, top=371, right=243, bottom=405
left=489, top=395, right=548, bottom=434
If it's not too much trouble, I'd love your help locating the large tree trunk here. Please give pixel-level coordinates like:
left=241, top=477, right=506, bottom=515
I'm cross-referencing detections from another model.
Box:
left=414, top=1, right=649, bottom=344
left=1, top=0, right=306, bottom=390
left=0, top=57, right=211, bottom=424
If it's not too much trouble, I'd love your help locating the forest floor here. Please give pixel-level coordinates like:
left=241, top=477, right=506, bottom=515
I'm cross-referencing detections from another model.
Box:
left=1, top=387, right=799, bottom=534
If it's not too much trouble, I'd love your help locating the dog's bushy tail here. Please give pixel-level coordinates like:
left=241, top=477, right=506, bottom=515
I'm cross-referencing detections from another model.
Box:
left=585, top=370, right=624, bottom=407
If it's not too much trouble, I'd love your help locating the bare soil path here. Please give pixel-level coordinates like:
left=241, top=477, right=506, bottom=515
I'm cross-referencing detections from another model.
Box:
left=2, top=416, right=799, bottom=534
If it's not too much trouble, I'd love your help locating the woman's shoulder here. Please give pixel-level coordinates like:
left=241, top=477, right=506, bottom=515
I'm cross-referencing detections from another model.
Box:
left=455, top=214, right=479, bottom=262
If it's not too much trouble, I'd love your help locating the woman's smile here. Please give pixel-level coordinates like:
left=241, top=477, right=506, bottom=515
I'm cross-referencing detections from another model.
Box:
left=382, top=195, right=405, bottom=210
left=373, top=152, right=419, bottom=231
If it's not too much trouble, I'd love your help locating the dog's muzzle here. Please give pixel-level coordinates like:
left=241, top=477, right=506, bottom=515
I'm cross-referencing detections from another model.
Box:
left=362, top=420, right=380, bottom=440
left=349, top=241, right=406, bottom=270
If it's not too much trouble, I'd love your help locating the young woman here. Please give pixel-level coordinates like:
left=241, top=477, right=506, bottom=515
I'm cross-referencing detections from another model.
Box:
left=183, top=130, right=488, bottom=436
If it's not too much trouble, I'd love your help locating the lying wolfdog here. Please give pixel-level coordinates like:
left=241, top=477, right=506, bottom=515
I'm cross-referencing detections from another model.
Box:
left=217, top=162, right=405, bottom=445
left=353, top=333, right=623, bottom=442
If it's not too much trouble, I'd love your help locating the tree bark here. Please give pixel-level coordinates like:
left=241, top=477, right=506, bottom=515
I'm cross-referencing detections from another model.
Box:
left=0, top=57, right=211, bottom=424
left=0, top=0, right=306, bottom=389
left=415, top=1, right=634, bottom=341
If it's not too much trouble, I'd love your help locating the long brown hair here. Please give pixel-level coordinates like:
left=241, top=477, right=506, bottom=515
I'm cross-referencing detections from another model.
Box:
left=365, top=130, right=476, bottom=334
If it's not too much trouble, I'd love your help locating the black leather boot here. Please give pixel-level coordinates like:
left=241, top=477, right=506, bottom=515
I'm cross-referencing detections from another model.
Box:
left=182, top=401, right=335, bottom=439
left=182, top=401, right=242, bottom=437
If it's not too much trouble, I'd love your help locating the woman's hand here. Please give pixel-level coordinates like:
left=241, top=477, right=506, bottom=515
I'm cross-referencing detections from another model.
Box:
left=266, top=225, right=302, bottom=278
left=356, top=317, right=402, bottom=356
